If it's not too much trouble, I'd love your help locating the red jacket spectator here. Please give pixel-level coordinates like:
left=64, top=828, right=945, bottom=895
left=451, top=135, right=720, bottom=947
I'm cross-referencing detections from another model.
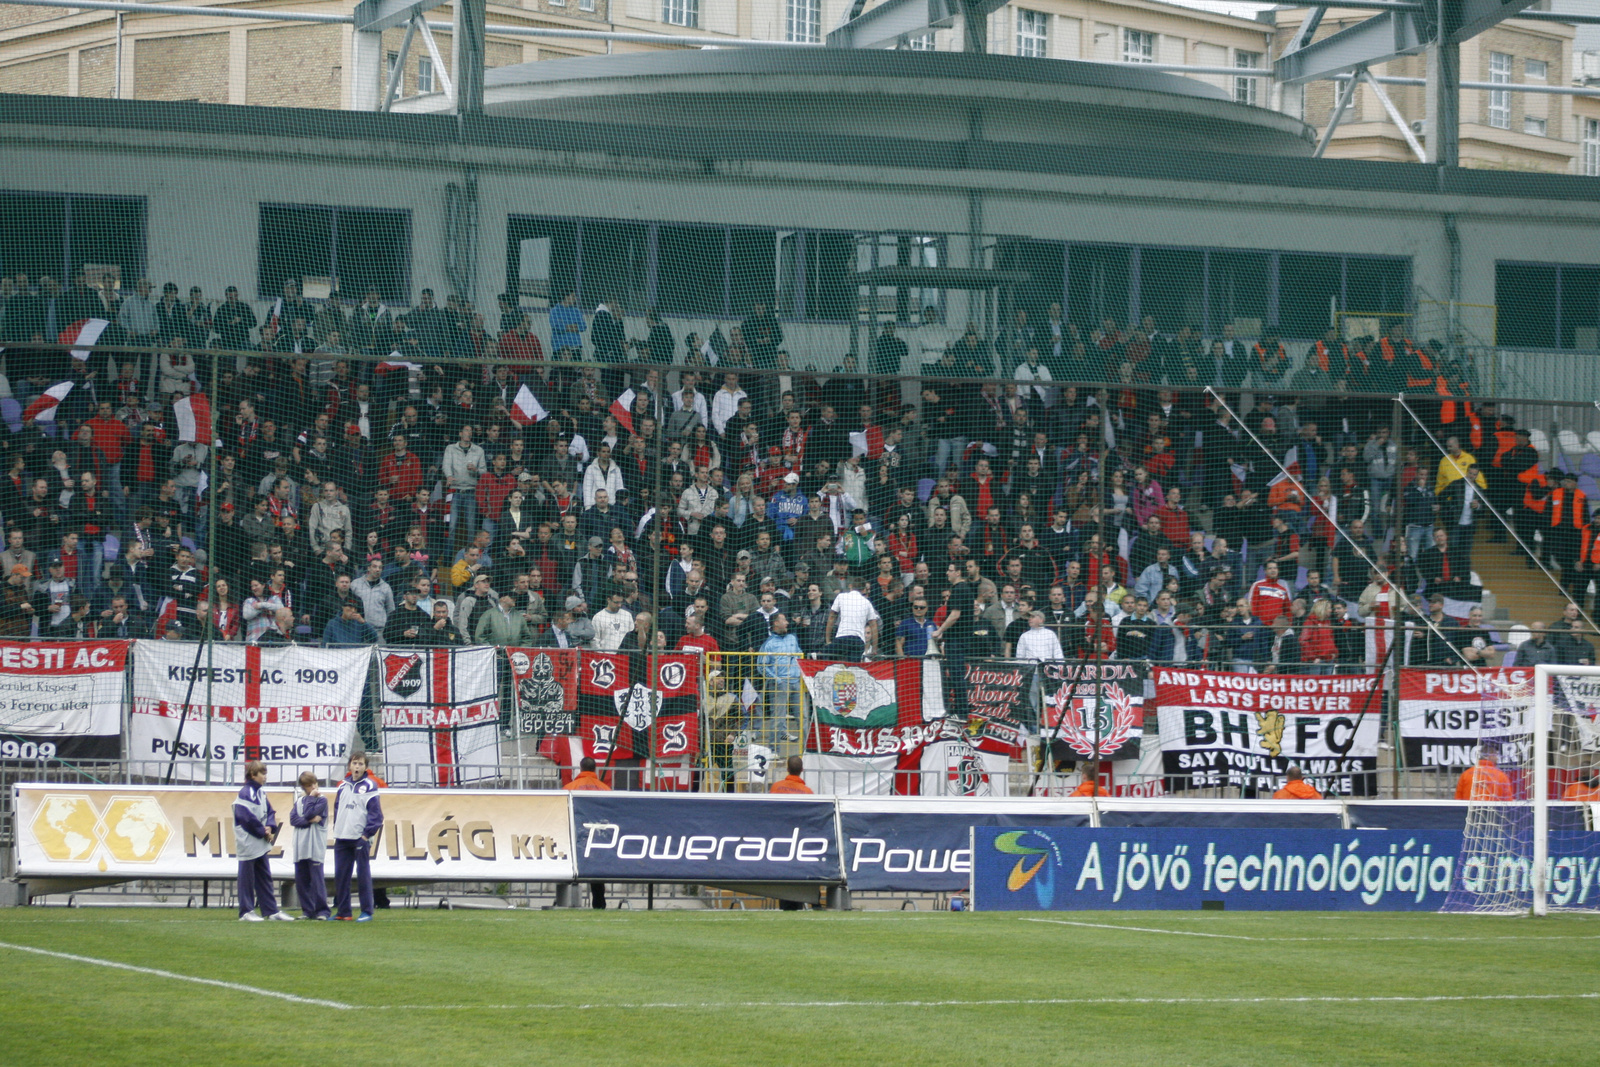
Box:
left=476, top=470, right=515, bottom=524
left=497, top=327, right=543, bottom=377
left=1249, top=572, right=1292, bottom=624
left=85, top=410, right=131, bottom=467
left=1300, top=615, right=1336, bottom=664
left=380, top=449, right=423, bottom=503
left=1154, top=503, right=1190, bottom=547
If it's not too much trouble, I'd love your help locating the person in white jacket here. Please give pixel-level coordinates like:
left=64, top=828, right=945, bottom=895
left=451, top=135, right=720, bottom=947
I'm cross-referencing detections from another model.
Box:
left=307, top=482, right=354, bottom=555
left=442, top=425, right=487, bottom=541
left=581, top=442, right=626, bottom=508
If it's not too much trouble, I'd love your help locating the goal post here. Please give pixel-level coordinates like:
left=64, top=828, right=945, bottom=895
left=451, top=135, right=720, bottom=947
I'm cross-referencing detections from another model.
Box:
left=1532, top=663, right=1600, bottom=917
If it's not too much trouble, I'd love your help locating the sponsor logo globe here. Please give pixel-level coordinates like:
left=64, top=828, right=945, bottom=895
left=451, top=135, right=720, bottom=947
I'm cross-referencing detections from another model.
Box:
left=993, top=830, right=1060, bottom=908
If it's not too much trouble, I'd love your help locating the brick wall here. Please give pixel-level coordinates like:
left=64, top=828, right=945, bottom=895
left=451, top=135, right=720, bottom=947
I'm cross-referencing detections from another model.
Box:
left=0, top=54, right=67, bottom=94
left=134, top=33, right=228, bottom=102
left=79, top=44, right=117, bottom=98
left=247, top=24, right=341, bottom=108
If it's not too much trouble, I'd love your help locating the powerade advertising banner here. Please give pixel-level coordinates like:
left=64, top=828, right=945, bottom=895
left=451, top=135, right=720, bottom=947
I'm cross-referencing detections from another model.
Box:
left=1398, top=669, right=1533, bottom=769
left=971, top=827, right=1472, bottom=911
left=1155, top=669, right=1382, bottom=796
left=838, top=799, right=1090, bottom=892
left=131, top=641, right=367, bottom=783
left=13, top=784, right=576, bottom=883
left=0, top=641, right=127, bottom=761
left=570, top=794, right=842, bottom=882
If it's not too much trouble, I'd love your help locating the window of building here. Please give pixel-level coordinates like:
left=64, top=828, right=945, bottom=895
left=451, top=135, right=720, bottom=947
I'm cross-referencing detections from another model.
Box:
left=386, top=51, right=398, bottom=86
left=1525, top=58, right=1548, bottom=81
left=1488, top=51, right=1512, bottom=129
left=549, top=0, right=566, bottom=7
left=1016, top=10, right=1049, bottom=58
left=785, top=0, right=820, bottom=43
left=416, top=57, right=433, bottom=95
left=906, top=32, right=935, bottom=50
left=0, top=192, right=146, bottom=291
left=1498, top=261, right=1600, bottom=349
left=1584, top=118, right=1600, bottom=177
left=1525, top=116, right=1547, bottom=136
left=258, top=204, right=410, bottom=304
left=1234, top=50, right=1260, bottom=106
left=1122, top=29, right=1153, bottom=64
left=663, top=0, right=697, bottom=28
left=579, top=0, right=596, bottom=9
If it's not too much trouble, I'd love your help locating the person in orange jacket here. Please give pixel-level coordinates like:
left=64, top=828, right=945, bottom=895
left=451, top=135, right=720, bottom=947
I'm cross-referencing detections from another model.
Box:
left=769, top=754, right=813, bottom=794
left=1273, top=765, right=1323, bottom=800
left=564, top=756, right=611, bottom=909
left=1070, top=762, right=1107, bottom=796
left=1456, top=749, right=1514, bottom=801
left=1562, top=774, right=1600, bottom=802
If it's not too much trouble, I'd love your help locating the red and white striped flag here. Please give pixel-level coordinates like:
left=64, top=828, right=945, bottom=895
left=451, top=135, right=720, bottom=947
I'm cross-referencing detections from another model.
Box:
left=173, top=392, right=212, bottom=443
left=267, top=297, right=284, bottom=332
left=22, top=380, right=73, bottom=424
left=376, top=350, right=421, bottom=374
left=509, top=383, right=548, bottom=426
left=59, top=318, right=109, bottom=362
left=1364, top=587, right=1393, bottom=677
left=609, top=388, right=637, bottom=434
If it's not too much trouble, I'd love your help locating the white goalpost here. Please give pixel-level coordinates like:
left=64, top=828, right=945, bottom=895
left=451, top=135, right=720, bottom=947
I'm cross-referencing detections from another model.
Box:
left=1532, top=664, right=1600, bottom=917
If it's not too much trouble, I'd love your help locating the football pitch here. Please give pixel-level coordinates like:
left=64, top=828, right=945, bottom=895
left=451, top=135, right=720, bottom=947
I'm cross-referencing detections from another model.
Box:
left=0, top=908, right=1594, bottom=1066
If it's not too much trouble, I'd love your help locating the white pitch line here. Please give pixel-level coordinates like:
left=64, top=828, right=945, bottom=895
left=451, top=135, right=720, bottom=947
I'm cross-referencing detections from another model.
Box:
left=1022, top=918, right=1263, bottom=939
left=1016, top=918, right=1600, bottom=943
left=0, top=941, right=354, bottom=1009
left=369, top=992, right=1600, bottom=1011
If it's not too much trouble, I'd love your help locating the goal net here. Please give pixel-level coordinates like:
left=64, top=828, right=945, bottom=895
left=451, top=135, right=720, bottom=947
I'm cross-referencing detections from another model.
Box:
left=1441, top=667, right=1600, bottom=916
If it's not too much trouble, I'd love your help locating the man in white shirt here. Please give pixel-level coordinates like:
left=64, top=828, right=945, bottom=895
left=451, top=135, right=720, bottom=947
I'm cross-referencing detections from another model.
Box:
left=825, top=577, right=880, bottom=660
left=581, top=442, right=626, bottom=508
left=1014, top=611, right=1065, bottom=663
left=590, top=590, right=634, bottom=651
left=677, top=466, right=719, bottom=536
left=710, top=373, right=747, bottom=438
left=441, top=425, right=486, bottom=543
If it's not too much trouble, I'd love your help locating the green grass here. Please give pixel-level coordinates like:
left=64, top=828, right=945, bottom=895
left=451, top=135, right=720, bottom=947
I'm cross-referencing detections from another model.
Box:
left=0, top=907, right=1596, bottom=1066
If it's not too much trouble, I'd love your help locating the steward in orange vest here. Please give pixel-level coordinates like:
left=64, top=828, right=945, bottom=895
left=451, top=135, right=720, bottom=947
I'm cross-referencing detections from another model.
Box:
left=1272, top=766, right=1324, bottom=800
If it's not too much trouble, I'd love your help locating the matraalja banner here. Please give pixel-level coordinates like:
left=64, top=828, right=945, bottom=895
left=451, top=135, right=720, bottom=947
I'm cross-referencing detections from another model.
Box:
left=0, top=641, right=127, bottom=761
left=130, top=641, right=366, bottom=783
left=378, top=645, right=502, bottom=786
left=1155, top=669, right=1382, bottom=796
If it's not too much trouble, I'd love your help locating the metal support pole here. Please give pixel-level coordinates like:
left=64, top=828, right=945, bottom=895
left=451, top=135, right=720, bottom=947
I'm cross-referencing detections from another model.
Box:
left=380, top=16, right=419, bottom=113
left=1314, top=72, right=1360, bottom=158
left=1360, top=69, right=1427, bottom=163
left=452, top=0, right=485, bottom=115
left=416, top=16, right=453, bottom=102
left=1532, top=663, right=1550, bottom=917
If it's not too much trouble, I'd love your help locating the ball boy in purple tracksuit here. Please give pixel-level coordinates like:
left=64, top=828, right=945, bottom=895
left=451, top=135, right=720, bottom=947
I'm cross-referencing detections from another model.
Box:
left=289, top=771, right=332, bottom=920
left=233, top=760, right=293, bottom=921
left=332, top=752, right=383, bottom=921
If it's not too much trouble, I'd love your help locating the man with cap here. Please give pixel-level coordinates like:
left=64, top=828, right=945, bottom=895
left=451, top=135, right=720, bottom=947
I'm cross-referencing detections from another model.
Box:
left=840, top=509, right=876, bottom=579
left=34, top=557, right=75, bottom=628
left=768, top=473, right=808, bottom=556
left=382, top=585, right=431, bottom=646
left=572, top=535, right=610, bottom=608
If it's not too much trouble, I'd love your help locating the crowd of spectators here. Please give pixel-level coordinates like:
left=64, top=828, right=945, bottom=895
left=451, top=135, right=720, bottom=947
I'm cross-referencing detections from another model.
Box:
left=0, top=268, right=1593, bottom=681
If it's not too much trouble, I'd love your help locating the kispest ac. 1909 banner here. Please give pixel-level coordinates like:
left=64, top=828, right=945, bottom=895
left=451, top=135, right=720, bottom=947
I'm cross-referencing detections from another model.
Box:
left=130, top=641, right=367, bottom=783
left=0, top=641, right=127, bottom=761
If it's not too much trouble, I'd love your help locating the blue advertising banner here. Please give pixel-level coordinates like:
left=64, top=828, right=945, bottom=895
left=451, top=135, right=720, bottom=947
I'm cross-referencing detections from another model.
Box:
left=974, top=827, right=1497, bottom=912
left=570, top=794, right=842, bottom=882
left=839, top=802, right=1090, bottom=892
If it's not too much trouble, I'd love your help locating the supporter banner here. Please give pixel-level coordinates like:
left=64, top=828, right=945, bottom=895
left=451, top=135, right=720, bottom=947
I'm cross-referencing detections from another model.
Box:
left=1155, top=669, right=1382, bottom=796
left=1397, top=668, right=1533, bottom=769
left=570, top=793, right=842, bottom=882
left=508, top=647, right=580, bottom=738
left=13, top=784, right=574, bottom=883
left=1040, top=661, right=1145, bottom=761
left=802, top=659, right=933, bottom=756
left=963, top=660, right=1032, bottom=754
left=577, top=651, right=699, bottom=761
left=378, top=646, right=501, bottom=786
left=838, top=799, right=1089, bottom=892
left=0, top=641, right=127, bottom=761
left=918, top=729, right=1012, bottom=797
left=971, top=827, right=1475, bottom=911
left=1554, top=675, right=1600, bottom=753
left=130, top=641, right=366, bottom=783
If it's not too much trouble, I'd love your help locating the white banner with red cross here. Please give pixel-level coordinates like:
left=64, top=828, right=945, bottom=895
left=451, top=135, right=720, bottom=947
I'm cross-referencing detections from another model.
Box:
left=129, top=640, right=366, bottom=783
left=377, top=645, right=502, bottom=786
